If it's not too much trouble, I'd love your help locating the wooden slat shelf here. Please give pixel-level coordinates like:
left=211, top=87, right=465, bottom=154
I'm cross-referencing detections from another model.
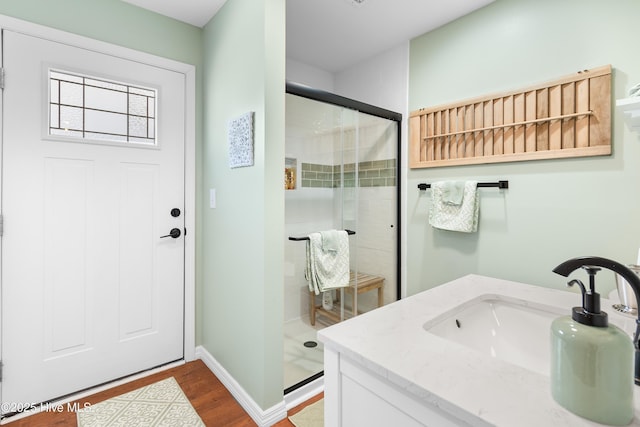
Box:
left=410, top=65, right=612, bottom=168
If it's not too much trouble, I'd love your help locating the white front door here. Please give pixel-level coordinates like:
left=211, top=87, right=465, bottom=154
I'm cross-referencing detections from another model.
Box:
left=1, top=29, right=186, bottom=410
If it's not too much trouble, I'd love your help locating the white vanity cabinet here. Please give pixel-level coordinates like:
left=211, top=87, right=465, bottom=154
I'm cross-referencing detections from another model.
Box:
left=323, top=345, right=478, bottom=427
left=317, top=274, right=640, bottom=427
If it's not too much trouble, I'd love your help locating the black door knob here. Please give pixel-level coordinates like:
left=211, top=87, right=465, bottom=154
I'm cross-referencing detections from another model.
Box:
left=160, top=228, right=181, bottom=239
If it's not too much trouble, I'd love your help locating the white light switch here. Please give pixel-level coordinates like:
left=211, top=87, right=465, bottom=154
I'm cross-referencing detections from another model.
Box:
left=210, top=188, right=216, bottom=208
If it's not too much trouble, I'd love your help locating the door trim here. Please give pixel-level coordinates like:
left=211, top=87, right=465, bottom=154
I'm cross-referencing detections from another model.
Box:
left=0, top=13, right=197, bottom=365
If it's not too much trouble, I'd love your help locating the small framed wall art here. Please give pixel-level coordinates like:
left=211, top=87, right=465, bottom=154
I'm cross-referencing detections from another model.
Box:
left=228, top=111, right=254, bottom=168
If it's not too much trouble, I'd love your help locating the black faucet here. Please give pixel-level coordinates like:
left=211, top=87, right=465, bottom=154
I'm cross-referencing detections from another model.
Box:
left=553, top=256, right=640, bottom=385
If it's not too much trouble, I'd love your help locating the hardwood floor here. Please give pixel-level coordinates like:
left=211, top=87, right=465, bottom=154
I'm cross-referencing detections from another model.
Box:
left=4, top=360, right=321, bottom=426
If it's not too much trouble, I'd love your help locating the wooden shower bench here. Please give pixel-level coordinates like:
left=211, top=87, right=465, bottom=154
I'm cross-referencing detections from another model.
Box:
left=310, top=272, right=384, bottom=325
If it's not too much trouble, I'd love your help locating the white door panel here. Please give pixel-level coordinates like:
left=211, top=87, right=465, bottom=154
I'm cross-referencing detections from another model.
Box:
left=1, top=30, right=185, bottom=409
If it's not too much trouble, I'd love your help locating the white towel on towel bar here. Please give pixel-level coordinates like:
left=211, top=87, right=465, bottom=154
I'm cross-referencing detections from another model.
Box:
left=305, top=230, right=350, bottom=295
left=320, top=229, right=342, bottom=252
left=429, top=180, right=479, bottom=232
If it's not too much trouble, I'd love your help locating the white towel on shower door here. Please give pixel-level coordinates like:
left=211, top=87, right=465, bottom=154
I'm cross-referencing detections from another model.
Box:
left=305, top=231, right=350, bottom=295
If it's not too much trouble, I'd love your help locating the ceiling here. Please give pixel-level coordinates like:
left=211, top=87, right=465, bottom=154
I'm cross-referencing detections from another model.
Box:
left=122, top=0, right=227, bottom=28
left=286, top=0, right=494, bottom=73
left=123, top=0, right=494, bottom=73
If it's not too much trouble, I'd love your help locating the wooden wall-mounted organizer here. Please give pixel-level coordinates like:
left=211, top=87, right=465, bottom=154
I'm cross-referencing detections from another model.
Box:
left=409, top=65, right=611, bottom=168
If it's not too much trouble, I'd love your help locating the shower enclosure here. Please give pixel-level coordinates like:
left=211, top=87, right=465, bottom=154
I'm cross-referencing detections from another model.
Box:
left=283, top=84, right=401, bottom=392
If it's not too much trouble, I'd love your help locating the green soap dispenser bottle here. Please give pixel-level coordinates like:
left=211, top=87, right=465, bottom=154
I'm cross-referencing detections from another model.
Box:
left=550, top=266, right=634, bottom=425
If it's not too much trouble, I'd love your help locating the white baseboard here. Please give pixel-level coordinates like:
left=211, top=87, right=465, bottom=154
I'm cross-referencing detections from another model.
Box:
left=195, top=345, right=287, bottom=427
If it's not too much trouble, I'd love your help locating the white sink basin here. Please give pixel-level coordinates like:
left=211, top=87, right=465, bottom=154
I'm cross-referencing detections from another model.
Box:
left=423, top=295, right=564, bottom=376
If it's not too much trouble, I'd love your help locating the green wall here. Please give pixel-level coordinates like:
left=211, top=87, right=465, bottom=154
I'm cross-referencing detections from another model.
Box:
left=202, top=0, right=285, bottom=410
left=408, top=0, right=640, bottom=296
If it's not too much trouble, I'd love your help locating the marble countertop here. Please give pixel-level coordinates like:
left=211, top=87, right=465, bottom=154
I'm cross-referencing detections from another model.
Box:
left=317, top=274, right=640, bottom=426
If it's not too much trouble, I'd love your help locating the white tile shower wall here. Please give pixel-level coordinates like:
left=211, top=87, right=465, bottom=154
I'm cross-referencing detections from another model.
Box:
left=284, top=130, right=340, bottom=322
left=334, top=121, right=397, bottom=313
left=354, top=186, right=397, bottom=311
left=284, top=189, right=334, bottom=322
left=361, top=120, right=397, bottom=160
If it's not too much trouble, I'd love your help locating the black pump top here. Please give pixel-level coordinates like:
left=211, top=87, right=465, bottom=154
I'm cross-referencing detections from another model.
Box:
left=568, top=266, right=608, bottom=327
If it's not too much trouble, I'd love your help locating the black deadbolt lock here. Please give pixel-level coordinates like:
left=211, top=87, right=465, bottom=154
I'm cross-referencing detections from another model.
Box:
left=171, top=208, right=181, bottom=217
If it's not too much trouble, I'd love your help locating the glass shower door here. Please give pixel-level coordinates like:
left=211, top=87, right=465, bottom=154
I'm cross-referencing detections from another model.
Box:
left=340, top=108, right=398, bottom=320
left=284, top=94, right=347, bottom=391
left=283, top=90, right=399, bottom=392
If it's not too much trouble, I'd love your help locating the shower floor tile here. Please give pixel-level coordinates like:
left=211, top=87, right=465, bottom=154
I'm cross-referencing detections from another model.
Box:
left=283, top=316, right=328, bottom=390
